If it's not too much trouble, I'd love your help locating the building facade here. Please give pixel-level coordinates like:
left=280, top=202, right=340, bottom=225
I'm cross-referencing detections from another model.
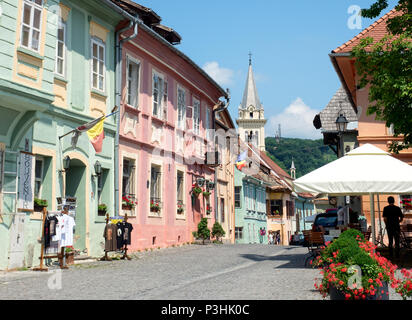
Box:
left=116, top=1, right=230, bottom=251
left=0, top=0, right=124, bottom=270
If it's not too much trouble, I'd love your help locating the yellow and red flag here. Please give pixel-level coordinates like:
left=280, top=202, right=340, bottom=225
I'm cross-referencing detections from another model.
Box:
left=86, top=117, right=105, bottom=153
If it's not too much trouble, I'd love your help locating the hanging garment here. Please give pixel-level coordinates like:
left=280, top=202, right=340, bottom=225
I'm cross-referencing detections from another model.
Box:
left=116, top=222, right=124, bottom=250
left=60, top=214, right=76, bottom=247
left=103, top=223, right=118, bottom=252
left=44, top=216, right=58, bottom=248
left=122, top=222, right=134, bottom=246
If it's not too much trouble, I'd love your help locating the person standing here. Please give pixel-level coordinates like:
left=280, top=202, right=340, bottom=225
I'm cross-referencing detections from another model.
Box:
left=269, top=232, right=274, bottom=245
left=383, top=196, right=404, bottom=258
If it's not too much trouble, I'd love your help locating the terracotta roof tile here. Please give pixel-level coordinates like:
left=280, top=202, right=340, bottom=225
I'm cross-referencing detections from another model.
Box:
left=332, top=8, right=402, bottom=53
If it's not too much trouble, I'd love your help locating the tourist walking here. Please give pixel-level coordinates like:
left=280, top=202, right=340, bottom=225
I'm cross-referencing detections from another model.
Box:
left=383, top=196, right=404, bottom=258
left=269, top=232, right=274, bottom=245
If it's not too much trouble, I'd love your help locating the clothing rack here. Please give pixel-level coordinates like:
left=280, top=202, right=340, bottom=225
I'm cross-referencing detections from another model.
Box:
left=33, top=208, right=68, bottom=271
left=100, top=213, right=132, bottom=261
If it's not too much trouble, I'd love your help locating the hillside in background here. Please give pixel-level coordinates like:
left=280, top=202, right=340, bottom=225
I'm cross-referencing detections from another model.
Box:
left=265, top=137, right=337, bottom=178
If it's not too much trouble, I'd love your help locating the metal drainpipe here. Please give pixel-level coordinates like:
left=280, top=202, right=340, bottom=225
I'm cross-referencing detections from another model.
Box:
left=114, top=20, right=139, bottom=216
left=212, top=90, right=230, bottom=223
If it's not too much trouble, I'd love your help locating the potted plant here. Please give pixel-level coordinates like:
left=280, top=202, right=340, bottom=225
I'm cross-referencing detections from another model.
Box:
left=312, top=229, right=399, bottom=300
left=212, top=222, right=226, bottom=243
left=197, top=218, right=210, bottom=245
left=122, top=196, right=136, bottom=210
left=177, top=203, right=184, bottom=214
left=150, top=200, right=161, bottom=213
left=34, top=198, right=48, bottom=211
left=191, top=184, right=202, bottom=198
left=98, top=204, right=107, bottom=216
left=65, top=246, right=75, bottom=265
left=202, top=189, right=211, bottom=197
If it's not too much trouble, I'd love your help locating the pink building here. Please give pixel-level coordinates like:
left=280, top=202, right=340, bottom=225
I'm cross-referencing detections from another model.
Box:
left=115, top=3, right=228, bottom=250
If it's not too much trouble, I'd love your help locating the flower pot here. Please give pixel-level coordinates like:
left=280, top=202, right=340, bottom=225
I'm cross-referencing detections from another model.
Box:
left=98, top=210, right=107, bottom=216
left=34, top=205, right=47, bottom=212
left=122, top=205, right=133, bottom=211
left=329, top=282, right=389, bottom=300
left=65, top=252, right=75, bottom=266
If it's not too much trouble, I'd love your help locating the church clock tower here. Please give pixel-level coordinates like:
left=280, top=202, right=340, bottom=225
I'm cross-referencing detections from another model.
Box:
left=236, top=55, right=267, bottom=151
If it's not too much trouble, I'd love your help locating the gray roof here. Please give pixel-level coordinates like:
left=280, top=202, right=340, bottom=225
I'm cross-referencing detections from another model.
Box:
left=239, top=62, right=262, bottom=110
left=320, top=86, right=358, bottom=131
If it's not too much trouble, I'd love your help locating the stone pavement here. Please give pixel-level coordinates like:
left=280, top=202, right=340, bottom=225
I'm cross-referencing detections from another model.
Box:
left=0, top=244, right=403, bottom=300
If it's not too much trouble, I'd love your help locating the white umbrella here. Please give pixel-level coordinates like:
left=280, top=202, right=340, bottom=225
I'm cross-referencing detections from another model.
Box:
left=293, top=144, right=412, bottom=244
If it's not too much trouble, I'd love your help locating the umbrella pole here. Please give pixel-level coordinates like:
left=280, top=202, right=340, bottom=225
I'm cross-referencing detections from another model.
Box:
left=370, top=193, right=376, bottom=247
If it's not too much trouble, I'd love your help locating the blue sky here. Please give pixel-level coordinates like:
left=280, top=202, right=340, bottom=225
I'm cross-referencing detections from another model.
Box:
left=136, top=0, right=398, bottom=140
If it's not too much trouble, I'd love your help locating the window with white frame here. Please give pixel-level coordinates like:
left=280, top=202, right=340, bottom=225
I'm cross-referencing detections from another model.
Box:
left=91, top=38, right=105, bottom=92
left=176, top=170, right=184, bottom=215
left=152, top=71, right=167, bottom=119
left=193, top=98, right=200, bottom=135
left=235, top=186, right=241, bottom=208
left=34, top=157, right=44, bottom=199
left=150, top=164, right=162, bottom=214
left=235, top=227, right=243, bottom=240
left=55, top=20, right=66, bottom=77
left=177, top=87, right=186, bottom=130
left=20, top=0, right=43, bottom=52
left=122, top=158, right=135, bottom=200
left=127, top=57, right=140, bottom=108
left=206, top=107, right=211, bottom=141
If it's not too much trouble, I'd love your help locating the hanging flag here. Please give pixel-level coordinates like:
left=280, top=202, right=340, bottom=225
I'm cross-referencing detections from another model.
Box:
left=236, top=151, right=248, bottom=171
left=64, top=110, right=117, bottom=153
left=87, top=117, right=105, bottom=153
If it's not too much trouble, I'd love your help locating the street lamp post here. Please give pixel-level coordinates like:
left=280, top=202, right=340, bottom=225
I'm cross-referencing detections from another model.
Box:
left=336, top=113, right=348, bottom=158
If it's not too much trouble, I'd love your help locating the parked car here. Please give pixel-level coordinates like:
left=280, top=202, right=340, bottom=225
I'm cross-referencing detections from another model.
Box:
left=313, top=210, right=338, bottom=235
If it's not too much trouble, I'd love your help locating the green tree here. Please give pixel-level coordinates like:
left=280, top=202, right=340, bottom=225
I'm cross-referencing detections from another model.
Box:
left=352, top=0, right=412, bottom=153
left=211, top=222, right=226, bottom=243
left=197, top=218, right=210, bottom=245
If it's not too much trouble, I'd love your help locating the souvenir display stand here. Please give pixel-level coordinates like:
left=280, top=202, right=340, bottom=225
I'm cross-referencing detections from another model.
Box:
left=101, top=213, right=132, bottom=261
left=33, top=208, right=69, bottom=271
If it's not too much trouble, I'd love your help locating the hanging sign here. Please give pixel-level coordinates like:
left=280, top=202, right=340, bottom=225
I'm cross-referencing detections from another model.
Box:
left=18, top=151, right=35, bottom=211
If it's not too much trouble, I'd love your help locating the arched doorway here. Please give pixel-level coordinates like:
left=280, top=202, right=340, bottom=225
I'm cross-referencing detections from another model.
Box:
left=65, top=158, right=87, bottom=252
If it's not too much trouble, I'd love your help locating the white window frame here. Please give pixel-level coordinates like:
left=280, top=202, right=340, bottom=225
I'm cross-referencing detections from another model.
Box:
left=55, top=19, right=66, bottom=77
left=149, top=161, right=163, bottom=216
left=122, top=158, right=136, bottom=199
left=91, top=37, right=105, bottom=92
left=176, top=168, right=185, bottom=219
left=126, top=55, right=141, bottom=108
left=193, top=97, right=200, bottom=135
left=152, top=70, right=167, bottom=120
left=177, top=85, right=186, bottom=130
left=20, top=0, right=43, bottom=52
left=205, top=106, right=211, bottom=141
left=34, top=156, right=44, bottom=199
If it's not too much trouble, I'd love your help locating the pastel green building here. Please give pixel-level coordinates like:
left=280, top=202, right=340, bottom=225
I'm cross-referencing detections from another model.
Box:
left=234, top=167, right=268, bottom=244
left=0, top=0, right=124, bottom=269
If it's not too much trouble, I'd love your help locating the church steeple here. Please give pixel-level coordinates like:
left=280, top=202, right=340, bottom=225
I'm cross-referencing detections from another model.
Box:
left=240, top=55, right=262, bottom=111
left=236, top=55, right=267, bottom=152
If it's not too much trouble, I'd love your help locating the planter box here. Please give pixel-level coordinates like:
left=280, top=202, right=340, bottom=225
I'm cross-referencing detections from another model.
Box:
left=329, top=282, right=389, bottom=300
left=65, top=253, right=75, bottom=266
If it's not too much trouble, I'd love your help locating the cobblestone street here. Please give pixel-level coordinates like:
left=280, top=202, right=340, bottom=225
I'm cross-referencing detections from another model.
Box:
left=0, top=244, right=403, bottom=300
left=0, top=245, right=320, bottom=300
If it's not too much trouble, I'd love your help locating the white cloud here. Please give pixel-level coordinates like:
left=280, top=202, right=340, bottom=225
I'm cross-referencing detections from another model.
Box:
left=268, top=97, right=322, bottom=140
left=202, top=61, right=234, bottom=87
